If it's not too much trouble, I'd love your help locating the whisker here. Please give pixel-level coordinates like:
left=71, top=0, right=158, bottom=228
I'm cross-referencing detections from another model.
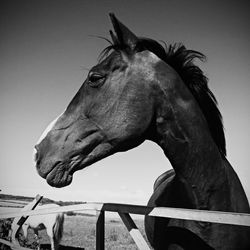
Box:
left=88, top=34, right=113, bottom=45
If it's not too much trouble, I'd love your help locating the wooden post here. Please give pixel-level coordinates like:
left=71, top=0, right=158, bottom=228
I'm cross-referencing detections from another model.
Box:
left=96, top=211, right=105, bottom=250
left=118, top=212, right=151, bottom=250
left=17, top=194, right=43, bottom=226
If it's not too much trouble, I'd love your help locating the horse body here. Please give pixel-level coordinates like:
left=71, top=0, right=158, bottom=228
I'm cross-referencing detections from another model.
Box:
left=12, top=204, right=64, bottom=250
left=146, top=162, right=250, bottom=249
left=33, top=14, right=250, bottom=249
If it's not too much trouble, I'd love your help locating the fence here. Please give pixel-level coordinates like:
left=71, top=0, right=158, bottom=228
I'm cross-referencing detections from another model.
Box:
left=0, top=201, right=250, bottom=250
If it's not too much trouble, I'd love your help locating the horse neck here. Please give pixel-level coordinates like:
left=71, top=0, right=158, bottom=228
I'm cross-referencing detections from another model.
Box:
left=153, top=75, right=227, bottom=210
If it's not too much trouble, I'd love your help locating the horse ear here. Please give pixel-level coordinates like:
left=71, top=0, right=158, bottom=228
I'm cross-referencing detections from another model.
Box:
left=109, top=13, right=138, bottom=51
left=109, top=30, right=119, bottom=45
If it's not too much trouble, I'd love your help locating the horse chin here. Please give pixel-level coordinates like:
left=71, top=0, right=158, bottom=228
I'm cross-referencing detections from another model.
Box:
left=46, top=163, right=73, bottom=188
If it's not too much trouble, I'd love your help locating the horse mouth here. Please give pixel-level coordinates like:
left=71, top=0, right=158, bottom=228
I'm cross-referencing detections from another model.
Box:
left=43, top=131, right=105, bottom=187
left=44, top=141, right=114, bottom=187
left=45, top=162, right=74, bottom=188
left=44, top=153, right=86, bottom=187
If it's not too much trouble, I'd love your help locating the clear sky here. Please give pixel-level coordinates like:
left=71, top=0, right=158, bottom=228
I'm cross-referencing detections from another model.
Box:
left=1, top=0, right=249, bottom=205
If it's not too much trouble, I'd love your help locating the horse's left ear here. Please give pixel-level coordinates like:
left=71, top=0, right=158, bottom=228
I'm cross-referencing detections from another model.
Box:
left=109, top=13, right=138, bottom=52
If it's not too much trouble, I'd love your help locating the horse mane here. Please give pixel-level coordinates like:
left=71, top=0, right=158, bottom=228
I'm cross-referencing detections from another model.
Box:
left=99, top=37, right=226, bottom=156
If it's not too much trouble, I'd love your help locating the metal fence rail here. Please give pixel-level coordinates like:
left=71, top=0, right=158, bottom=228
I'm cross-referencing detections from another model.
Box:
left=1, top=202, right=250, bottom=250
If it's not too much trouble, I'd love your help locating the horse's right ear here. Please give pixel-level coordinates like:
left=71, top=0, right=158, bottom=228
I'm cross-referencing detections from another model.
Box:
left=109, top=13, right=138, bottom=52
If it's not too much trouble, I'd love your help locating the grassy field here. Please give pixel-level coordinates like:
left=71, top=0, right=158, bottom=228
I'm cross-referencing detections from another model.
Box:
left=23, top=214, right=152, bottom=250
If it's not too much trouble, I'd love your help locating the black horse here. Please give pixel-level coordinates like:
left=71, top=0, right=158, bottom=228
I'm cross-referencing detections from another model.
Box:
left=34, top=14, right=250, bottom=249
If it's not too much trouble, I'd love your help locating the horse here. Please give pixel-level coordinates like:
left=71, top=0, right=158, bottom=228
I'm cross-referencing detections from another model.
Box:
left=11, top=203, right=64, bottom=250
left=33, top=13, right=250, bottom=249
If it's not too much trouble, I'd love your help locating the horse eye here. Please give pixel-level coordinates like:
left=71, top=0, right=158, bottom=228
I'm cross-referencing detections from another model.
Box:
left=88, top=72, right=106, bottom=87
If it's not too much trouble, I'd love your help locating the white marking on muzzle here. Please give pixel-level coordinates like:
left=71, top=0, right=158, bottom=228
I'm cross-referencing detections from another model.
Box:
left=33, top=148, right=38, bottom=164
left=33, top=113, right=63, bottom=166
left=37, top=114, right=62, bottom=145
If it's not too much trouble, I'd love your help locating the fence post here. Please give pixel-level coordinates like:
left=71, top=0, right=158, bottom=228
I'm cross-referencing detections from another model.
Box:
left=17, top=194, right=43, bottom=226
left=119, top=212, right=151, bottom=250
left=96, top=211, right=105, bottom=250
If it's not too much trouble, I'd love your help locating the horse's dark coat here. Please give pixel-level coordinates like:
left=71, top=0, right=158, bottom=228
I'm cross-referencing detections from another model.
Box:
left=34, top=14, right=250, bottom=249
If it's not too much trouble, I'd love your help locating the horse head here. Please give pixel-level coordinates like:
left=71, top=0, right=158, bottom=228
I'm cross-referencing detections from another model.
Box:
left=34, top=14, right=167, bottom=187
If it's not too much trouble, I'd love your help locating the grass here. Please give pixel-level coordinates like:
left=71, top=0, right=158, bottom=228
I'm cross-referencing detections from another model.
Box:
left=62, top=215, right=151, bottom=249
